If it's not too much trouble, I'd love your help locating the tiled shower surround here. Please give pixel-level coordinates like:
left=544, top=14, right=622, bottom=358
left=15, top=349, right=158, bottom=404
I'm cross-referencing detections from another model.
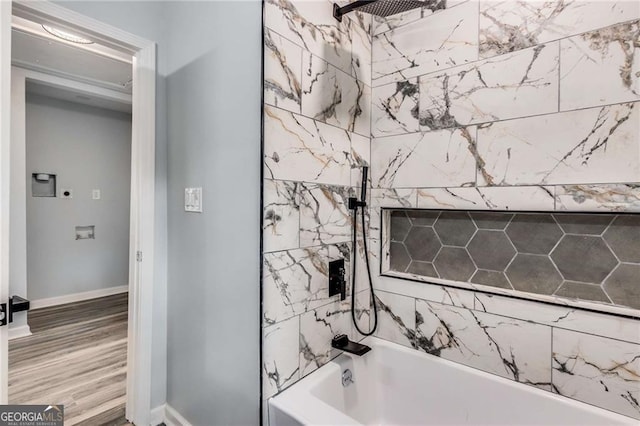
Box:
left=387, top=210, right=640, bottom=309
left=262, top=0, right=640, bottom=422
left=262, top=0, right=373, bottom=403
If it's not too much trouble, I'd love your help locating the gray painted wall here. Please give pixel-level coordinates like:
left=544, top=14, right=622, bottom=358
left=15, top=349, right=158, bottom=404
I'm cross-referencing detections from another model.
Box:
left=164, top=2, right=261, bottom=424
left=25, top=94, right=131, bottom=300
left=54, top=2, right=262, bottom=422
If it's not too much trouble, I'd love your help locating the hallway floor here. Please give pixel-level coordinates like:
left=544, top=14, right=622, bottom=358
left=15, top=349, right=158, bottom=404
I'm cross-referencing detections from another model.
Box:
left=9, top=293, right=130, bottom=425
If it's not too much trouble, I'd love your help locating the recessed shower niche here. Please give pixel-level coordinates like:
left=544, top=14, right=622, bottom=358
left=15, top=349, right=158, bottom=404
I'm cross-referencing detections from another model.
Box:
left=382, top=209, right=640, bottom=311
left=31, top=173, right=56, bottom=197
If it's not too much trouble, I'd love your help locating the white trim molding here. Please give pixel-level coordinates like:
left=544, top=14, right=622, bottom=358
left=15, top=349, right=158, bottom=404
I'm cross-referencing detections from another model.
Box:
left=8, top=325, right=31, bottom=340
left=125, top=38, right=156, bottom=426
left=164, top=405, right=193, bottom=426
left=149, top=404, right=165, bottom=426
left=30, top=285, right=128, bottom=310
left=0, top=0, right=13, bottom=404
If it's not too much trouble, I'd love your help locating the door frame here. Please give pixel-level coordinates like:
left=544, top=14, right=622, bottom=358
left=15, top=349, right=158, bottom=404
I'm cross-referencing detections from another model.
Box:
left=0, top=2, right=157, bottom=425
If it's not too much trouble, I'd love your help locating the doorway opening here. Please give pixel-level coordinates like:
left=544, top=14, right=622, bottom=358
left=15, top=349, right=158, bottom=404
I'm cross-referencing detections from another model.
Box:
left=10, top=34, right=133, bottom=420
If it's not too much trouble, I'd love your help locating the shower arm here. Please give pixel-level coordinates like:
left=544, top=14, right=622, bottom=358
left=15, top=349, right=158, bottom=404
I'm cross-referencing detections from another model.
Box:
left=333, top=0, right=377, bottom=22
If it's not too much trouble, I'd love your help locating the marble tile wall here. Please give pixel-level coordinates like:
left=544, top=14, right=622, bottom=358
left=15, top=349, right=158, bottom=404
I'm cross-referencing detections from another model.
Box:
left=368, top=0, right=640, bottom=421
left=262, top=0, right=373, bottom=401
left=371, top=1, right=640, bottom=198
left=369, top=282, right=640, bottom=420
left=263, top=0, right=640, bottom=421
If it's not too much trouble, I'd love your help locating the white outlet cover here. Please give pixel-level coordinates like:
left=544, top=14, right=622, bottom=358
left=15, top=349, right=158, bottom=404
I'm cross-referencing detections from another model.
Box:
left=92, top=189, right=101, bottom=200
left=184, top=187, right=203, bottom=213
left=60, top=188, right=73, bottom=199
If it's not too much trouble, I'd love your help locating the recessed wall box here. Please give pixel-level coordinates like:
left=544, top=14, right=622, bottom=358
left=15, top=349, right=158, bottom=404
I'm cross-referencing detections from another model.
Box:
left=75, top=225, right=95, bottom=240
left=31, top=173, right=56, bottom=197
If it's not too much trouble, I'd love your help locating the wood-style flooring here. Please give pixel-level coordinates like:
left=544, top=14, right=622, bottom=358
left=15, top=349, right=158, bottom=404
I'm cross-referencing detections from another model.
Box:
left=9, top=293, right=130, bottom=425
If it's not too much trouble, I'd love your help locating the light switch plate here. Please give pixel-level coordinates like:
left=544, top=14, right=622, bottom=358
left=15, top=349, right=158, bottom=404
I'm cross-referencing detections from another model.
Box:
left=184, top=187, right=203, bottom=213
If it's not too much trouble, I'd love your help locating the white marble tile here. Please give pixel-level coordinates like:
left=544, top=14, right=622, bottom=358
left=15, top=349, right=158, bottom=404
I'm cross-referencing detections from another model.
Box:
left=348, top=12, right=373, bottom=86
left=479, top=0, right=640, bottom=58
left=263, top=316, right=300, bottom=399
left=416, top=186, right=556, bottom=210
left=372, top=6, right=423, bottom=36
left=263, top=243, right=351, bottom=325
left=375, top=275, right=475, bottom=309
left=353, top=235, right=380, bottom=296
left=477, top=103, right=640, bottom=186
left=264, top=28, right=303, bottom=114
left=263, top=180, right=300, bottom=253
left=416, top=299, right=552, bottom=388
left=371, top=128, right=477, bottom=189
left=352, top=288, right=373, bottom=337
left=374, top=290, right=415, bottom=348
left=372, top=0, right=470, bottom=36
left=372, top=79, right=420, bottom=137
left=299, top=298, right=354, bottom=376
left=556, top=184, right=640, bottom=212
left=372, top=1, right=479, bottom=86
left=299, top=184, right=353, bottom=247
left=264, top=105, right=352, bottom=186
left=265, top=0, right=353, bottom=75
left=371, top=188, right=418, bottom=209
left=419, top=42, right=559, bottom=130
left=474, top=293, right=640, bottom=344
left=359, top=237, right=383, bottom=290
left=370, top=188, right=417, bottom=234
left=354, top=82, right=371, bottom=137
left=301, top=52, right=371, bottom=137
left=552, top=328, right=640, bottom=419
left=560, top=21, right=640, bottom=111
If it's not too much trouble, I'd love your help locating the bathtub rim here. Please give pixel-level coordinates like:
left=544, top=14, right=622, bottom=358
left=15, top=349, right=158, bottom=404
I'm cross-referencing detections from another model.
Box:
left=268, top=336, right=638, bottom=425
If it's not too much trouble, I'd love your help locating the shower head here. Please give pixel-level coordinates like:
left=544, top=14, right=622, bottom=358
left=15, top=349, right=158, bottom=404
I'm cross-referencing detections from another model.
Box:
left=333, top=0, right=426, bottom=22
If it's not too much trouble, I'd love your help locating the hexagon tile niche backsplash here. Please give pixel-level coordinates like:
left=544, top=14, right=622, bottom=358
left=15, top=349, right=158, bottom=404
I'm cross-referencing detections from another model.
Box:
left=387, top=210, right=640, bottom=310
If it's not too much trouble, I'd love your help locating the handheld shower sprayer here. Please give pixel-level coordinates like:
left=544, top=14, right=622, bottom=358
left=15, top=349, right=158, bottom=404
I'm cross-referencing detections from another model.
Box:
left=348, top=166, right=378, bottom=336
left=360, top=166, right=368, bottom=205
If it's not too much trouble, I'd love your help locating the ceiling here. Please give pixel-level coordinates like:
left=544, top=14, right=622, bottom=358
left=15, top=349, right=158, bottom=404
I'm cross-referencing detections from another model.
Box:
left=11, top=16, right=133, bottom=112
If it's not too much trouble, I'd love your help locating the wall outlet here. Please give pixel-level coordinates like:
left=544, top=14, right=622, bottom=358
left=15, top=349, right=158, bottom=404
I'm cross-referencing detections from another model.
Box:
left=92, top=189, right=101, bottom=200
left=60, top=189, right=73, bottom=199
left=184, top=187, right=203, bottom=213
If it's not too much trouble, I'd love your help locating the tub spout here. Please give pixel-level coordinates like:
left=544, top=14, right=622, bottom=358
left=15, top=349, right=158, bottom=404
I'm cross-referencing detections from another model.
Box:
left=332, top=334, right=371, bottom=356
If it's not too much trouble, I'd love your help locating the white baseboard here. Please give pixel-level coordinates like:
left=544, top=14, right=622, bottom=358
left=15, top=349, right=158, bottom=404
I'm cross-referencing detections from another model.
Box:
left=164, top=404, right=192, bottom=426
left=8, top=324, right=32, bottom=340
left=30, top=285, right=128, bottom=309
left=149, top=404, right=165, bottom=426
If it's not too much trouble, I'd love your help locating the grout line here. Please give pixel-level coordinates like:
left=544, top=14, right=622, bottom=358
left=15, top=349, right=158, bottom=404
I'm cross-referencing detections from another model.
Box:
left=476, top=0, right=480, bottom=61
left=371, top=100, right=639, bottom=142
left=557, top=40, right=561, bottom=113
left=550, top=326, right=554, bottom=392
left=265, top=102, right=371, bottom=139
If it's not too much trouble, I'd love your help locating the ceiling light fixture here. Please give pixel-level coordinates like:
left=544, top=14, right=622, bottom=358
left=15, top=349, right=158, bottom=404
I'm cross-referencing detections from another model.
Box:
left=41, top=24, right=94, bottom=44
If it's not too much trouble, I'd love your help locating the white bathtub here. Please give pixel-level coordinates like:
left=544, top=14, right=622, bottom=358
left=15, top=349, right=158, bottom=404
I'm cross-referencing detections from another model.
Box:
left=269, top=337, right=635, bottom=426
